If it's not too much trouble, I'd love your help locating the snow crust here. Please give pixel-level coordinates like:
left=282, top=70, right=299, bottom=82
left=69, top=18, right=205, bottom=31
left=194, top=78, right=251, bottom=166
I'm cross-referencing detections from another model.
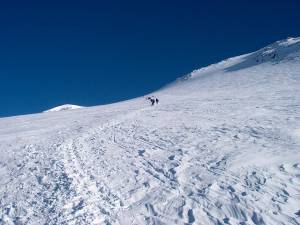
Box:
left=0, top=37, right=299, bottom=225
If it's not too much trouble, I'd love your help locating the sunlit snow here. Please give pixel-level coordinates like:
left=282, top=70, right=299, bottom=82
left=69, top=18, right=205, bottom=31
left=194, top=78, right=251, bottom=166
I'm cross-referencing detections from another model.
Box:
left=0, top=37, right=299, bottom=225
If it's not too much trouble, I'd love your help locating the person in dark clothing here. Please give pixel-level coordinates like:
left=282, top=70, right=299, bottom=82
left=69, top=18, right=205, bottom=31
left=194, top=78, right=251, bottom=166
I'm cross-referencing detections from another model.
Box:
left=150, top=98, right=155, bottom=106
left=155, top=98, right=159, bottom=104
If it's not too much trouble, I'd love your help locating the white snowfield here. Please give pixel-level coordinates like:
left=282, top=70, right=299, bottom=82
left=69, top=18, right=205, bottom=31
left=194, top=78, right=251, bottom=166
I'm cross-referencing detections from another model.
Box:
left=0, top=37, right=300, bottom=225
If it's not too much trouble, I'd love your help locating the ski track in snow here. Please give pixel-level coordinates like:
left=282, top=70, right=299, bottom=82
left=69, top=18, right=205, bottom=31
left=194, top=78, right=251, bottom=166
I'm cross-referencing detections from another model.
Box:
left=0, top=37, right=300, bottom=225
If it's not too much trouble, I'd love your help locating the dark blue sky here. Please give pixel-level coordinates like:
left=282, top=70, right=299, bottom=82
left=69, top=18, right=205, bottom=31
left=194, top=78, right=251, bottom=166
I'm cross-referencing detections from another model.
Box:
left=1, top=0, right=299, bottom=117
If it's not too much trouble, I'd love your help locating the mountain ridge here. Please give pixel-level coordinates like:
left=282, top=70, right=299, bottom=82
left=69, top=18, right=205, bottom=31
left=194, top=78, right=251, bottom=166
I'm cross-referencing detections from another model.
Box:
left=171, top=37, right=300, bottom=86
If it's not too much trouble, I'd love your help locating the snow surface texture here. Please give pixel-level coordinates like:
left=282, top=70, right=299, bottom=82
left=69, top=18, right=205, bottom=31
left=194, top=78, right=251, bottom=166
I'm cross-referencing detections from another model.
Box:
left=0, top=37, right=300, bottom=225
left=44, top=104, right=84, bottom=113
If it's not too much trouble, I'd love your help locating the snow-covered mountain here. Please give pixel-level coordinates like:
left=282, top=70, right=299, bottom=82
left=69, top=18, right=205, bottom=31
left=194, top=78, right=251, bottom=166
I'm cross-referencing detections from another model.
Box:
left=44, top=104, right=84, bottom=113
left=0, top=37, right=299, bottom=225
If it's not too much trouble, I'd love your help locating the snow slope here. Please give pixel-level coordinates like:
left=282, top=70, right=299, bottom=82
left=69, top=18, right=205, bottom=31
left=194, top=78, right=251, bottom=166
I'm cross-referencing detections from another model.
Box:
left=0, top=37, right=300, bottom=225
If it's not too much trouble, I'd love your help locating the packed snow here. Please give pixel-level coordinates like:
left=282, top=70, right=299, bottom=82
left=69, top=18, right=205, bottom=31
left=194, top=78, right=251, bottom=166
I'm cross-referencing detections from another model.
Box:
left=0, top=37, right=300, bottom=225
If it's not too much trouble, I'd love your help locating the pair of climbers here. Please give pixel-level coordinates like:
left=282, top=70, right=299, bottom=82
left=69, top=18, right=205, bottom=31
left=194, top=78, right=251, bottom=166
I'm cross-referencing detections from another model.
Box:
left=146, top=96, right=159, bottom=106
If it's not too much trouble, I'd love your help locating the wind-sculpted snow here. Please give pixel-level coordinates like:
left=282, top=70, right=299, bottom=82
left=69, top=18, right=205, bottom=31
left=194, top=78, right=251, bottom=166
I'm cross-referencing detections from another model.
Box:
left=0, top=38, right=300, bottom=224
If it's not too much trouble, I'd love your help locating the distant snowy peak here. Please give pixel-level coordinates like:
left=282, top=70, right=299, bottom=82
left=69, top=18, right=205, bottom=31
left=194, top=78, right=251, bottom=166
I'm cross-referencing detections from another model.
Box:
left=44, top=104, right=84, bottom=113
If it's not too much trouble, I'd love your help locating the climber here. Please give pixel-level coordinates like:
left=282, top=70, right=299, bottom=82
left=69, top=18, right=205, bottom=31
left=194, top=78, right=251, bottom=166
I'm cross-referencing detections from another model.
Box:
left=150, top=98, right=155, bottom=106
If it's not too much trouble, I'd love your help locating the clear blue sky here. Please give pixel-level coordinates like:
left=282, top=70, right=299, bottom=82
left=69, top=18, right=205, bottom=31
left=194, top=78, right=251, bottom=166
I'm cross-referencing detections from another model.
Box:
left=0, top=0, right=299, bottom=117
